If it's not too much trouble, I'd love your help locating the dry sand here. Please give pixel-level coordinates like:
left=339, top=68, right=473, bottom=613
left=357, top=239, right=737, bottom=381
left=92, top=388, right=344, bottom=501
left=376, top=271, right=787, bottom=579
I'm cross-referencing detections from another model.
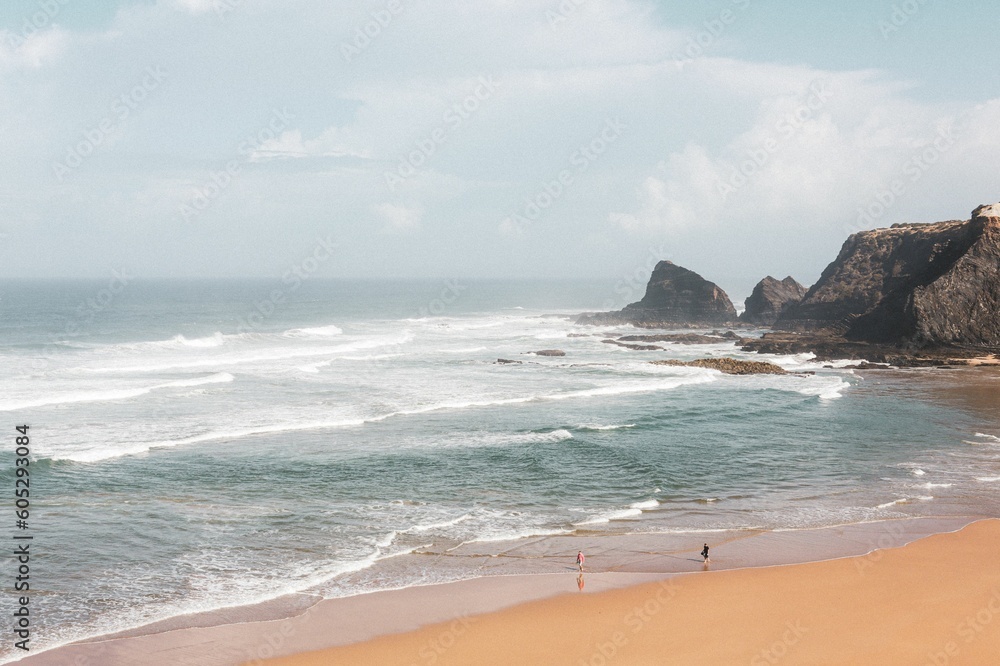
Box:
left=260, top=519, right=1000, bottom=666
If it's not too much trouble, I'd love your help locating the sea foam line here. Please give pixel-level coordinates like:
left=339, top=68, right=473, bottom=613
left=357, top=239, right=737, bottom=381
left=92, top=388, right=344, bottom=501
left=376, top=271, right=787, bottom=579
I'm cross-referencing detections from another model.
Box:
left=0, top=373, right=234, bottom=412
left=46, top=375, right=711, bottom=462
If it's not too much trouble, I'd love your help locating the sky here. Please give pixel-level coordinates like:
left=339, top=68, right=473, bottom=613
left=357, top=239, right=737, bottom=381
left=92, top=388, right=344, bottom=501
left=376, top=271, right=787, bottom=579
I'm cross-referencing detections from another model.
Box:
left=1, top=0, right=998, bottom=301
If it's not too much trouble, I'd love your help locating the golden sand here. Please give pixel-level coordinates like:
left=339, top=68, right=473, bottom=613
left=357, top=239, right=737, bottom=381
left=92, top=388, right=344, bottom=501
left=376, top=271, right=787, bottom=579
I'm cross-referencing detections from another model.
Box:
left=256, top=520, right=1000, bottom=665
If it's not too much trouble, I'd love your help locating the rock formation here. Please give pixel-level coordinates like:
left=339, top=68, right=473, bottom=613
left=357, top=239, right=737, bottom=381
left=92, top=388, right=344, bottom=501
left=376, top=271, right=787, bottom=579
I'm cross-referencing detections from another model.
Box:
left=650, top=358, right=788, bottom=375
left=740, top=276, right=807, bottom=326
left=776, top=205, right=1000, bottom=348
left=577, top=261, right=737, bottom=327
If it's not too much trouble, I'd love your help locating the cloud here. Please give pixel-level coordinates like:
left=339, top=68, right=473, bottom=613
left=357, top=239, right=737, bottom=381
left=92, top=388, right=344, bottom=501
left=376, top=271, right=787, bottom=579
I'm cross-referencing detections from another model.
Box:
left=0, top=0, right=997, bottom=281
left=0, top=26, right=69, bottom=69
left=374, top=202, right=422, bottom=233
left=610, top=61, right=1000, bottom=238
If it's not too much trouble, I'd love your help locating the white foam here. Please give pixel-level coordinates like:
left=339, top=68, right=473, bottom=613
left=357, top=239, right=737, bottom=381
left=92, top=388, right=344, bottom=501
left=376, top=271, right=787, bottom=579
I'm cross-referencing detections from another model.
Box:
left=451, top=527, right=572, bottom=546
left=577, top=423, right=637, bottom=431
left=574, top=508, right=643, bottom=526
left=876, top=498, right=909, bottom=509
left=796, top=377, right=850, bottom=401
left=629, top=499, right=659, bottom=510
left=175, top=333, right=227, bottom=348
left=911, top=469, right=926, bottom=476
left=518, top=429, right=573, bottom=443
left=975, top=433, right=1000, bottom=443
left=283, top=325, right=343, bottom=338
left=161, top=373, right=235, bottom=389
left=85, top=334, right=413, bottom=373
left=405, top=514, right=473, bottom=533
left=918, top=482, right=953, bottom=489
left=976, top=476, right=1000, bottom=483
left=0, top=373, right=234, bottom=412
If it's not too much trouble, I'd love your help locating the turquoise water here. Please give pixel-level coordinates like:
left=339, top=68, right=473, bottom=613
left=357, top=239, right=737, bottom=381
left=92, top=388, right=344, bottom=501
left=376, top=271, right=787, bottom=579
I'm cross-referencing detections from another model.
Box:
left=1, top=279, right=998, bottom=660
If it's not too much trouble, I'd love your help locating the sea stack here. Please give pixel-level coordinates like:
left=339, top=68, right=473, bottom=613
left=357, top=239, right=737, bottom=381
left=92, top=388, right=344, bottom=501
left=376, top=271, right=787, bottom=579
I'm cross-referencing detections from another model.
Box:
left=740, top=276, right=807, bottom=326
left=777, top=204, right=1000, bottom=347
left=578, top=261, right=737, bottom=327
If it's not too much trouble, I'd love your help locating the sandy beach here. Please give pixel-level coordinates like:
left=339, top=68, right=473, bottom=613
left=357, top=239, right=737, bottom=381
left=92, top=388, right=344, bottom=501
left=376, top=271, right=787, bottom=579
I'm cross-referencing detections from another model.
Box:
left=259, top=519, right=1000, bottom=666
left=14, top=516, right=997, bottom=665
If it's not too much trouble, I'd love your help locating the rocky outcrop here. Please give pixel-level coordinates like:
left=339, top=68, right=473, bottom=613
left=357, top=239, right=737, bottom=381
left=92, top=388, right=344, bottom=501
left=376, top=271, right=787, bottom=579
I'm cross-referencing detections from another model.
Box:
left=740, top=276, right=807, bottom=326
left=529, top=349, right=566, bottom=356
left=618, top=332, right=737, bottom=344
left=650, top=358, right=788, bottom=375
left=577, top=261, right=737, bottom=327
left=602, top=339, right=662, bottom=350
left=776, top=205, right=1000, bottom=348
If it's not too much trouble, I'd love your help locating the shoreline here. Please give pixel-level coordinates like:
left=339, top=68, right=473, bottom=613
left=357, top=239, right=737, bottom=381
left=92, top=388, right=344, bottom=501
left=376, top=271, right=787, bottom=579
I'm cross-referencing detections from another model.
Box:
left=12, top=515, right=985, bottom=665
left=266, top=518, right=1000, bottom=666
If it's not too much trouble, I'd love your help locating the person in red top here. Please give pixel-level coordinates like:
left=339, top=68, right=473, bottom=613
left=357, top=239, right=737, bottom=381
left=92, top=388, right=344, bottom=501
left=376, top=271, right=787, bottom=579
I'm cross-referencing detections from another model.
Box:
left=576, top=551, right=585, bottom=572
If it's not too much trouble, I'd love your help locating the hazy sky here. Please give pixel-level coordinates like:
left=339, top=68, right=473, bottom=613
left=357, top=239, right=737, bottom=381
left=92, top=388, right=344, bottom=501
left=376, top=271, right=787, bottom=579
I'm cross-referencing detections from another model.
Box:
left=1, top=0, right=997, bottom=299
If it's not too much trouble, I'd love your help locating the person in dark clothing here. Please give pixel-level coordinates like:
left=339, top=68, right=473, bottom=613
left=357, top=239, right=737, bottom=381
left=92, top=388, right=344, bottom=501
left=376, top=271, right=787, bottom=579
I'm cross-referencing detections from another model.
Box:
left=701, top=543, right=710, bottom=562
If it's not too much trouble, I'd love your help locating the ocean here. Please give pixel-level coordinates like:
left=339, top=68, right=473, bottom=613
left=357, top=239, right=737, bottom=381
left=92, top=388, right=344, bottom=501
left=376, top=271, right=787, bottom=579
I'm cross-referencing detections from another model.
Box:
left=2, top=278, right=999, bottom=662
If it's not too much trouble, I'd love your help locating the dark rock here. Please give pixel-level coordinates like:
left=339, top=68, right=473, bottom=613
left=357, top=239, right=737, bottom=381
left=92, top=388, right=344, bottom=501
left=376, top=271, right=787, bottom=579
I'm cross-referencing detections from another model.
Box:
left=602, top=339, right=663, bottom=351
left=650, top=358, right=788, bottom=375
left=529, top=349, right=566, bottom=357
left=776, top=205, right=1000, bottom=348
left=496, top=358, right=522, bottom=364
left=617, top=333, right=728, bottom=345
left=740, top=276, right=807, bottom=326
left=577, top=261, right=737, bottom=327
left=739, top=331, right=993, bottom=367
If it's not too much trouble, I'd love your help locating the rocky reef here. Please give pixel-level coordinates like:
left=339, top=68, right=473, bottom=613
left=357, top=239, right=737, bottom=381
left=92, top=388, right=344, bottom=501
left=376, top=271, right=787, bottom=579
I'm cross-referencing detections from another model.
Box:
left=740, top=276, right=807, bottom=326
left=577, top=261, right=737, bottom=327
left=650, top=358, right=789, bottom=375
left=776, top=205, right=1000, bottom=348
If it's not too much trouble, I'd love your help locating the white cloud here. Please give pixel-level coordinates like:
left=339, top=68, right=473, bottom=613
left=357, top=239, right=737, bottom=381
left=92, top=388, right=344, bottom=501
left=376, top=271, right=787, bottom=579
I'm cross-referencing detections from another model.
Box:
left=610, top=60, right=1000, bottom=238
left=0, top=26, right=69, bottom=69
left=374, top=202, right=422, bottom=233
left=171, top=0, right=218, bottom=15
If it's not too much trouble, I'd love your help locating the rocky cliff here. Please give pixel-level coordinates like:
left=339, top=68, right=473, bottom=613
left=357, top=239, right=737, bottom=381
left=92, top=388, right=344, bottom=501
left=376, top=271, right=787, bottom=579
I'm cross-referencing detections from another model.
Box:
left=577, top=261, right=737, bottom=327
left=776, top=205, right=1000, bottom=348
left=740, top=276, right=807, bottom=325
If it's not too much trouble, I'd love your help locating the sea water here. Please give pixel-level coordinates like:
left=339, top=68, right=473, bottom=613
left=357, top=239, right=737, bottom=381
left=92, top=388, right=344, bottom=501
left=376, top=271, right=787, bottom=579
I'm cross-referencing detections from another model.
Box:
left=1, top=279, right=998, bottom=661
